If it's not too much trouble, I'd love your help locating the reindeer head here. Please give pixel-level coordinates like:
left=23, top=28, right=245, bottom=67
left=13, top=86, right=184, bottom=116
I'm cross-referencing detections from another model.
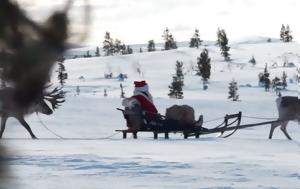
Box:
left=33, top=87, right=65, bottom=115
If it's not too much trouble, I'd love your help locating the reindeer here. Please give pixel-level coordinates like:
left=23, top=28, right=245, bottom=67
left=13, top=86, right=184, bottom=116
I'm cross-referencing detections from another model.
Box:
left=0, top=87, right=65, bottom=139
left=269, top=96, right=300, bottom=140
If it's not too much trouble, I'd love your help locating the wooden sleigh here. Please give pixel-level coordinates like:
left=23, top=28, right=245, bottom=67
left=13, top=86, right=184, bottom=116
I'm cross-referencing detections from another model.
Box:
left=116, top=108, right=242, bottom=139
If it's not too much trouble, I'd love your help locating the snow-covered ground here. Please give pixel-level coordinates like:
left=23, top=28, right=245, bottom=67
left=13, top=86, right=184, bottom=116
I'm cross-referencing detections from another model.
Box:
left=1, top=39, right=300, bottom=189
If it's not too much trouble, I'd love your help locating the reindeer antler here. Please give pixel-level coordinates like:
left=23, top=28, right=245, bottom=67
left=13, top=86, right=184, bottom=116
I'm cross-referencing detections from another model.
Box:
left=44, top=87, right=66, bottom=110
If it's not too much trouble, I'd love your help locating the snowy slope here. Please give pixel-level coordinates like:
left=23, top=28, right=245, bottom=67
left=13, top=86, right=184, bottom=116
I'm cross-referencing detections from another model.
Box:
left=1, top=39, right=300, bottom=189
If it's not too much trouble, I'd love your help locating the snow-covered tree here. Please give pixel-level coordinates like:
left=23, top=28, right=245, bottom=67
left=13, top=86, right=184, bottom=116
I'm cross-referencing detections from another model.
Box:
left=127, top=46, right=133, bottom=54
left=258, top=64, right=271, bottom=91
left=169, top=77, right=184, bottom=99
left=95, top=46, right=100, bottom=57
left=103, top=32, right=114, bottom=56
left=84, top=50, right=91, bottom=58
left=114, top=39, right=123, bottom=54
left=249, top=56, right=256, bottom=67
left=228, top=79, right=239, bottom=101
left=76, top=86, right=80, bottom=95
left=272, top=77, right=281, bottom=95
left=284, top=25, right=293, bottom=42
left=120, top=83, right=125, bottom=98
left=168, top=61, right=184, bottom=99
left=104, top=89, right=107, bottom=97
left=280, top=24, right=293, bottom=42
left=163, top=28, right=177, bottom=50
left=189, top=29, right=202, bottom=48
left=264, top=63, right=270, bottom=78
left=264, top=77, right=271, bottom=92
left=122, top=45, right=133, bottom=55
left=147, top=40, right=156, bottom=52
left=218, top=29, right=230, bottom=61
left=196, top=49, right=211, bottom=90
left=280, top=24, right=285, bottom=41
left=272, top=77, right=281, bottom=88
left=216, top=27, right=222, bottom=46
left=264, top=63, right=270, bottom=91
left=282, top=71, right=287, bottom=89
left=175, top=60, right=184, bottom=79
left=57, top=57, right=68, bottom=87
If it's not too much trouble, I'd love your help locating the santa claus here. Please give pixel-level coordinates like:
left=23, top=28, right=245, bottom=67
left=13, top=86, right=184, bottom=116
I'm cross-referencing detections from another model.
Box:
left=122, top=80, right=158, bottom=114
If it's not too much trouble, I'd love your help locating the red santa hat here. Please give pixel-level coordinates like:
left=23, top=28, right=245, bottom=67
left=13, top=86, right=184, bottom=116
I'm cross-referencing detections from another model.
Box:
left=134, top=80, right=149, bottom=93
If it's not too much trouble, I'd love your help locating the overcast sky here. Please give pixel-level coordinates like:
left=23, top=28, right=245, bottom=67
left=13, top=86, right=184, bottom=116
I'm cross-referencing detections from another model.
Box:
left=17, top=0, right=300, bottom=45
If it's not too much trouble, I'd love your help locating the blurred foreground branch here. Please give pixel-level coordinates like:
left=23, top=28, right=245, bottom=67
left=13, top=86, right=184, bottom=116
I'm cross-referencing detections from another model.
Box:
left=0, top=0, right=90, bottom=185
left=0, top=0, right=90, bottom=108
left=0, top=0, right=69, bottom=108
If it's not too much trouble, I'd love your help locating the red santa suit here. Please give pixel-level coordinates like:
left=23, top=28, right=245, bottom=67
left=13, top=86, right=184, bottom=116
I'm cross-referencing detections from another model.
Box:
left=132, top=81, right=158, bottom=114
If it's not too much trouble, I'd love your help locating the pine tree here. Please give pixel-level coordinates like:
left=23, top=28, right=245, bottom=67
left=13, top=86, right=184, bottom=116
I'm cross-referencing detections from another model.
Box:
left=169, top=77, right=184, bottom=99
left=258, top=65, right=270, bottom=90
left=282, top=71, right=287, bottom=89
left=196, top=49, right=211, bottom=90
left=103, top=32, right=114, bottom=56
left=264, top=63, right=270, bottom=78
left=228, top=79, right=239, bottom=101
left=120, top=83, right=125, bottom=98
left=163, top=27, right=170, bottom=49
left=57, top=57, right=68, bottom=87
left=104, top=89, right=107, bottom=97
left=168, top=61, right=184, bottom=99
left=272, top=77, right=281, bottom=95
left=280, top=24, right=285, bottom=41
left=249, top=56, right=256, bottom=67
left=216, top=27, right=222, bottom=46
left=163, top=28, right=177, bottom=50
left=264, top=77, right=270, bottom=92
left=84, top=50, right=91, bottom=58
left=88, top=50, right=91, bottom=57
left=147, top=40, right=156, bottom=52
left=280, top=24, right=293, bottom=42
left=284, top=25, right=293, bottom=42
left=95, top=46, right=100, bottom=57
left=189, top=29, right=202, bottom=48
left=120, top=43, right=126, bottom=54
left=114, top=39, right=122, bottom=54
left=264, top=63, right=270, bottom=91
left=123, top=45, right=133, bottom=54
left=169, top=34, right=177, bottom=49
left=76, top=86, right=80, bottom=95
left=218, top=29, right=230, bottom=61
left=175, top=60, right=184, bottom=79
left=283, top=56, right=288, bottom=67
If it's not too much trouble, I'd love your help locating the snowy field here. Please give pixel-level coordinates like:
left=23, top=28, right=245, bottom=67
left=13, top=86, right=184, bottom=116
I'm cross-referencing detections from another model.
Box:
left=1, top=38, right=300, bottom=189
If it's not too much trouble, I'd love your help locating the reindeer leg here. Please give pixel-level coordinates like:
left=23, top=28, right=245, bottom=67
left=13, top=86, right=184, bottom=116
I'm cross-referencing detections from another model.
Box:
left=269, top=121, right=280, bottom=139
left=280, top=121, right=292, bottom=140
left=17, top=118, right=37, bottom=139
left=0, top=116, right=7, bottom=139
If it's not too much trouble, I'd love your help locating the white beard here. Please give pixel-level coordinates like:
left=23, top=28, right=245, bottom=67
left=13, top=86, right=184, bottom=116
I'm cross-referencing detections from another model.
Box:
left=122, top=98, right=140, bottom=109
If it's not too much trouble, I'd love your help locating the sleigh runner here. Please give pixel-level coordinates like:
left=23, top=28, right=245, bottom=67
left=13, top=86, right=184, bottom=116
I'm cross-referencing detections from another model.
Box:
left=116, top=108, right=243, bottom=139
